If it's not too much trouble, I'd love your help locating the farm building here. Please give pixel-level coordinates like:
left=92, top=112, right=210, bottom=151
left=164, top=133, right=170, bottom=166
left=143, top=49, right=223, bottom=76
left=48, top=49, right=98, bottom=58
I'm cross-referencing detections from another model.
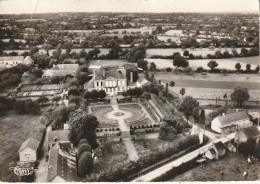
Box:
left=211, top=111, right=252, bottom=134
left=47, top=143, right=80, bottom=182
left=204, top=141, right=226, bottom=160
left=235, top=126, right=260, bottom=143
left=42, top=64, right=79, bottom=78
left=18, top=138, right=39, bottom=163
left=0, top=56, right=33, bottom=68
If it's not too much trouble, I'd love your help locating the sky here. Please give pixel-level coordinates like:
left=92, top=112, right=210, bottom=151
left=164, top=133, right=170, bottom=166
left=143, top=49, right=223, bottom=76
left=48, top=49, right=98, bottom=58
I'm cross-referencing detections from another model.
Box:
left=0, top=0, right=259, bottom=14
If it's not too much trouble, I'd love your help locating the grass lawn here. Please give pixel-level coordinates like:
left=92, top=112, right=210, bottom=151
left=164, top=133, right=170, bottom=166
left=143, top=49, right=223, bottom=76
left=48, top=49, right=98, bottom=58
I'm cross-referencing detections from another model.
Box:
left=0, top=111, right=45, bottom=182
left=170, top=152, right=260, bottom=181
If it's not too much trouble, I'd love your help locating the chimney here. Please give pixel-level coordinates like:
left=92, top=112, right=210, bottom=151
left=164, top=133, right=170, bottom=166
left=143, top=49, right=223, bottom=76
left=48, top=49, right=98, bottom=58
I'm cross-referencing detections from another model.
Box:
left=222, top=113, right=225, bottom=117
left=130, top=72, right=133, bottom=83
left=93, top=69, right=96, bottom=78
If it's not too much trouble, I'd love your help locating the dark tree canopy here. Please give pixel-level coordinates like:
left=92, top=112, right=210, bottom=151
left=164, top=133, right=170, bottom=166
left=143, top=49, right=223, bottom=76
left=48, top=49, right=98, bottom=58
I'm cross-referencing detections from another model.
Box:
left=178, top=96, right=199, bottom=120
left=69, top=113, right=99, bottom=148
left=78, top=151, right=93, bottom=177
left=207, top=60, right=218, bottom=71
left=230, top=86, right=250, bottom=107
left=173, top=55, right=189, bottom=68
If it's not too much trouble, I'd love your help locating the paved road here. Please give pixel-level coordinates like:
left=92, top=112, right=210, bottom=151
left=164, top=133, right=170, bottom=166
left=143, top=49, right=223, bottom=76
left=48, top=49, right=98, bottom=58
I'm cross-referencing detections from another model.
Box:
left=35, top=126, right=51, bottom=182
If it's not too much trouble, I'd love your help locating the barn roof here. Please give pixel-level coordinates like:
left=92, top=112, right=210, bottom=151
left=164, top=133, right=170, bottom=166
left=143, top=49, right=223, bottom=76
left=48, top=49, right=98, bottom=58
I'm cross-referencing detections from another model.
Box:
left=241, top=126, right=260, bottom=139
left=216, top=111, right=249, bottom=126
left=19, top=138, right=39, bottom=153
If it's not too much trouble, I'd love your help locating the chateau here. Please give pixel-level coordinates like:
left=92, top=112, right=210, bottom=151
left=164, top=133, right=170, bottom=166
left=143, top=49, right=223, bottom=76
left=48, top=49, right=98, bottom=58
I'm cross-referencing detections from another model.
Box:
left=84, top=64, right=144, bottom=96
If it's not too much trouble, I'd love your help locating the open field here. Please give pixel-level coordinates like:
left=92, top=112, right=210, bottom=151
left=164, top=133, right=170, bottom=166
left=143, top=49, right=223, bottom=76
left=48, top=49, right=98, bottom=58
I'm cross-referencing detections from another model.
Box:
left=146, top=48, right=255, bottom=58
left=155, top=72, right=260, bottom=82
left=156, top=78, right=259, bottom=90
left=88, top=59, right=128, bottom=66
left=0, top=111, right=44, bottom=182
left=168, top=87, right=260, bottom=102
left=169, top=153, right=260, bottom=181
left=146, top=56, right=259, bottom=70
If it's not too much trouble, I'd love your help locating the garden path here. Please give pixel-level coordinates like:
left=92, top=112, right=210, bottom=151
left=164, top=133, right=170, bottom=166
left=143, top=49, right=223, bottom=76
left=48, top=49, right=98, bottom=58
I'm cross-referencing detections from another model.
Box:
left=106, top=99, right=139, bottom=161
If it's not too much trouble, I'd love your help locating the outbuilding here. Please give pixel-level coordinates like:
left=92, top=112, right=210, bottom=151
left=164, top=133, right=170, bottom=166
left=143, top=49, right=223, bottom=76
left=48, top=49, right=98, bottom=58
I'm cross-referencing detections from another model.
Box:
left=211, top=111, right=252, bottom=134
left=18, top=138, right=39, bottom=163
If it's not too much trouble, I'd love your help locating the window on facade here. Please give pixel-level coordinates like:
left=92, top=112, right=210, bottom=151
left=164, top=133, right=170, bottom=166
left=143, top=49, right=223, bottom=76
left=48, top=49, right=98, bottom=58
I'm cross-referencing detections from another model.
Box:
left=101, top=82, right=103, bottom=86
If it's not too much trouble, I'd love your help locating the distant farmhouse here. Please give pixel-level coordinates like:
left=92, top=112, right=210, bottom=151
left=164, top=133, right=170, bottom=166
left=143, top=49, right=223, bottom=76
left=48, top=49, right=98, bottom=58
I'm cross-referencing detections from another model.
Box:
left=211, top=111, right=253, bottom=134
left=0, top=56, right=33, bottom=68
left=84, top=63, right=148, bottom=96
left=18, top=138, right=39, bottom=163
left=42, top=64, right=79, bottom=78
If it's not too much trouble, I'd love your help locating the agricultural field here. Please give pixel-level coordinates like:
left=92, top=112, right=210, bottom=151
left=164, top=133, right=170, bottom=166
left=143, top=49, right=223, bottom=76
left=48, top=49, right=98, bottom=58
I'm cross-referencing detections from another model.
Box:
left=146, top=56, right=259, bottom=70
left=88, top=59, right=128, bottom=67
left=0, top=111, right=45, bottom=182
left=169, top=153, right=260, bottom=181
left=155, top=72, right=260, bottom=82
left=146, top=48, right=253, bottom=58
left=168, top=86, right=260, bottom=102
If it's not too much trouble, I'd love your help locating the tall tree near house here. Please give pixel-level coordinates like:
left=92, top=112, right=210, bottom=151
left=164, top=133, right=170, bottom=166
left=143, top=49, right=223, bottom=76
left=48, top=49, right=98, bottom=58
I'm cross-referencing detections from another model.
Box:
left=77, top=143, right=92, bottom=158
left=178, top=96, right=199, bottom=121
left=78, top=151, right=93, bottom=177
left=235, top=62, right=242, bottom=72
left=179, top=88, right=185, bottom=100
left=230, top=86, right=250, bottom=107
left=69, top=113, right=99, bottom=148
left=199, top=108, right=206, bottom=124
left=207, top=60, right=218, bottom=71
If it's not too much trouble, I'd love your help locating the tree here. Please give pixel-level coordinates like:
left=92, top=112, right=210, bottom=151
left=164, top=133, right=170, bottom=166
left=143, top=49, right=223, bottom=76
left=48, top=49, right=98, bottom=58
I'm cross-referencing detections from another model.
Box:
left=235, top=63, right=241, bottom=72
left=52, top=96, right=61, bottom=104
left=170, top=81, right=175, bottom=87
left=207, top=60, right=218, bottom=71
left=77, top=143, right=92, bottom=158
left=14, top=101, right=26, bottom=114
left=199, top=108, right=205, bottom=124
left=69, top=113, right=99, bottom=147
left=24, top=100, right=40, bottom=115
left=37, top=95, right=49, bottom=105
left=183, top=50, right=189, bottom=58
left=179, top=88, right=185, bottom=100
left=173, top=56, right=189, bottom=68
left=68, top=87, right=81, bottom=96
left=149, top=62, right=156, bottom=71
left=230, top=86, right=250, bottom=107
left=178, top=96, right=199, bottom=121
left=98, top=90, right=106, bottom=99
left=78, top=138, right=90, bottom=146
left=246, top=64, right=251, bottom=72
left=78, top=151, right=93, bottom=176
left=137, top=59, right=148, bottom=71
left=69, top=96, right=81, bottom=106
left=159, top=123, right=177, bottom=140
left=84, top=91, right=93, bottom=100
